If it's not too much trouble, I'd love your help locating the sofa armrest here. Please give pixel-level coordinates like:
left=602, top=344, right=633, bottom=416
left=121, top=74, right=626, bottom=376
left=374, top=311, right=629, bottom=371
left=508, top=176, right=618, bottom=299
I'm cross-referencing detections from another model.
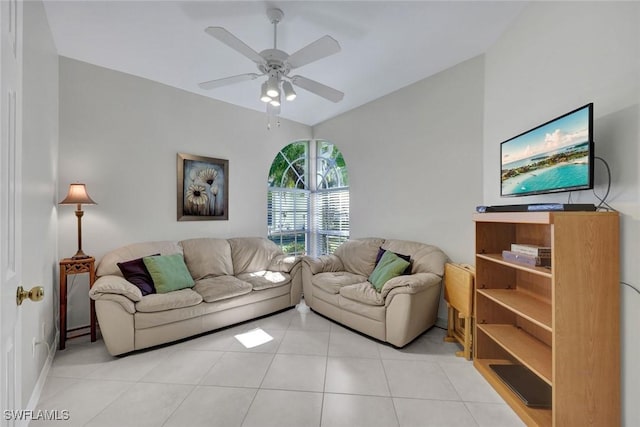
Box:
left=92, top=293, right=137, bottom=314
left=90, top=275, right=143, bottom=302
left=302, top=255, right=344, bottom=274
left=268, top=254, right=301, bottom=273
left=381, top=272, right=442, bottom=300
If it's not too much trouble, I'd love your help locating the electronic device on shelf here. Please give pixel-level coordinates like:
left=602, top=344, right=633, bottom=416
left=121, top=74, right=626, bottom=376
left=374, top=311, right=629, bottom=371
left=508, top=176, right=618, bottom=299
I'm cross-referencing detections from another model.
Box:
left=500, top=103, right=594, bottom=198
left=490, top=364, right=552, bottom=408
left=476, top=203, right=596, bottom=213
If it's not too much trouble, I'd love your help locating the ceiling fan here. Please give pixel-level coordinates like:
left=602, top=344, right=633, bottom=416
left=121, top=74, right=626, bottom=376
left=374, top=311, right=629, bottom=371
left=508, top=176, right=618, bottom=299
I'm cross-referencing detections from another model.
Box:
left=198, top=8, right=344, bottom=118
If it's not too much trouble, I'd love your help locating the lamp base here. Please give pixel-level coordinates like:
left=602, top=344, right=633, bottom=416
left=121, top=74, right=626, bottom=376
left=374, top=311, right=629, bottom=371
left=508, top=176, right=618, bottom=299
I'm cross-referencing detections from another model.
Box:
left=71, top=249, right=91, bottom=260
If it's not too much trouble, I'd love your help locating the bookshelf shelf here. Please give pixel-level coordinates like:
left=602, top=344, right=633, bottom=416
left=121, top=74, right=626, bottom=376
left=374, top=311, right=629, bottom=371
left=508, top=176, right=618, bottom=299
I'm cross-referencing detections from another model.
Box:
left=477, top=323, right=551, bottom=384
left=476, top=253, right=552, bottom=278
left=477, top=289, right=551, bottom=331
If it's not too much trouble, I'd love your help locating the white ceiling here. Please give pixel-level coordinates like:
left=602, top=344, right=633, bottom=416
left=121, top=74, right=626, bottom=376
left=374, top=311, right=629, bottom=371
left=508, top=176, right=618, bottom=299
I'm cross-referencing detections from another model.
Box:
left=43, top=1, right=527, bottom=126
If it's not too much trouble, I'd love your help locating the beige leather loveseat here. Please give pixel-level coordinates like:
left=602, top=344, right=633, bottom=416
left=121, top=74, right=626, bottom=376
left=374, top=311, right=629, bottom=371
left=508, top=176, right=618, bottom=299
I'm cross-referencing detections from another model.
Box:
left=90, top=237, right=301, bottom=355
left=302, top=238, right=448, bottom=347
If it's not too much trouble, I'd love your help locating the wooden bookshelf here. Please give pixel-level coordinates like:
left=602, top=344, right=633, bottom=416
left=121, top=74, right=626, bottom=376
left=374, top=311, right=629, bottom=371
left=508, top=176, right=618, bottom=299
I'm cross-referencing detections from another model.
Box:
left=473, top=212, right=620, bottom=426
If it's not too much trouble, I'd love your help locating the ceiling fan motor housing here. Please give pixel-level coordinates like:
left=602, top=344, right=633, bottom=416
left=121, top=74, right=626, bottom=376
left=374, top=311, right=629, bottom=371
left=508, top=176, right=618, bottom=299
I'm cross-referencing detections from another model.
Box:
left=259, top=49, right=290, bottom=78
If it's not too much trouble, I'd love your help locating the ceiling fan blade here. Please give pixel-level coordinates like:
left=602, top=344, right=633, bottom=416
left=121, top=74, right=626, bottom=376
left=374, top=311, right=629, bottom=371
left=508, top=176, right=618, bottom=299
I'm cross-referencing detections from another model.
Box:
left=287, top=35, right=341, bottom=69
left=198, top=73, right=260, bottom=90
left=205, top=27, right=265, bottom=65
left=290, top=75, right=344, bottom=103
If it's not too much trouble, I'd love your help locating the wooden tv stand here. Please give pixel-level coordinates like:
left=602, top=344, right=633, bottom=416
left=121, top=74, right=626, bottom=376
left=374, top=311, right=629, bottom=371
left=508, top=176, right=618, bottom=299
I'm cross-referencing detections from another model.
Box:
left=473, top=211, right=620, bottom=426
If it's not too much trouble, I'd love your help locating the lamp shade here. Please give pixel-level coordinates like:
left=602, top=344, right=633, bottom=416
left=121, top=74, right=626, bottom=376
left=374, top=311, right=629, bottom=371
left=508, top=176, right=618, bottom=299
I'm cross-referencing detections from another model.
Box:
left=60, top=183, right=96, bottom=205
left=269, top=95, right=281, bottom=107
left=283, top=81, right=296, bottom=101
left=260, top=82, right=272, bottom=103
left=266, top=75, right=279, bottom=98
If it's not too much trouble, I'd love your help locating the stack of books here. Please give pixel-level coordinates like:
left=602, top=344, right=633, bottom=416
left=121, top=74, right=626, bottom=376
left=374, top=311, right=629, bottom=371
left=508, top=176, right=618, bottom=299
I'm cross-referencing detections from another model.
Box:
left=502, top=243, right=551, bottom=267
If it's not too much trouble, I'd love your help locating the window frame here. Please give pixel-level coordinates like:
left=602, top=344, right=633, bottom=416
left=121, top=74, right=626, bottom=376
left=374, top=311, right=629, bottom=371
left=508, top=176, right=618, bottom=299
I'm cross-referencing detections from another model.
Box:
left=267, top=139, right=349, bottom=256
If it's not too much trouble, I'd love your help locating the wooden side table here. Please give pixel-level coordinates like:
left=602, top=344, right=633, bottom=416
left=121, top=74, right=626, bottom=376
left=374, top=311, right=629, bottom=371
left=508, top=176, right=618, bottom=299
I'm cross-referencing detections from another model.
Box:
left=443, top=262, right=475, bottom=360
left=59, top=257, right=96, bottom=350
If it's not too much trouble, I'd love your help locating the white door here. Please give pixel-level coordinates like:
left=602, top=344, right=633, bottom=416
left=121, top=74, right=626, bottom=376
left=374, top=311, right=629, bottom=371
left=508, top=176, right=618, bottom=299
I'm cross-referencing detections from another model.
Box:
left=1, top=1, right=23, bottom=426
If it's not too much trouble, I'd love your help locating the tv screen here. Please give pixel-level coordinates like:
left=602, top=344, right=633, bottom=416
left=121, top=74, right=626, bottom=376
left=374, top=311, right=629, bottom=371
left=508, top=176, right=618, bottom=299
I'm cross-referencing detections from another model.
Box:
left=500, top=103, right=594, bottom=197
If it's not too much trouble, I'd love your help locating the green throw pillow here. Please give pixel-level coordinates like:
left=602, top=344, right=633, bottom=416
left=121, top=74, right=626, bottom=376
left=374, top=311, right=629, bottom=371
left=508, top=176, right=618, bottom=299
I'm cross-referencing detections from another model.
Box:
left=143, top=254, right=195, bottom=293
left=368, top=250, right=410, bottom=292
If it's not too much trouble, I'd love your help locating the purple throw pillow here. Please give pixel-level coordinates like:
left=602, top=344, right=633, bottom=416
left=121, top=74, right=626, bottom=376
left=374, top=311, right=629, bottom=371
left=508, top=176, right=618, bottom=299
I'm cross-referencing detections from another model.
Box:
left=375, top=247, right=413, bottom=275
left=116, top=254, right=160, bottom=296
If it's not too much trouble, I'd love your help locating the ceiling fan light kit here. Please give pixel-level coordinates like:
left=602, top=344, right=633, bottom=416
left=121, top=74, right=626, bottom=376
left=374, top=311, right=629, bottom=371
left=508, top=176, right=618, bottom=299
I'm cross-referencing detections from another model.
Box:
left=199, top=8, right=344, bottom=128
left=283, top=81, right=297, bottom=101
left=260, top=82, right=272, bottom=103
left=266, top=74, right=280, bottom=98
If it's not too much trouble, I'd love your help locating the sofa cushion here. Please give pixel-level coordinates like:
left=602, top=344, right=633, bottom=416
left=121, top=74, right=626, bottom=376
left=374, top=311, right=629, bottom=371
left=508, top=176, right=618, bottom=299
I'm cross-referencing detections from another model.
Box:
left=236, top=271, right=291, bottom=290
left=180, top=238, right=234, bottom=279
left=116, top=254, right=159, bottom=296
left=200, top=282, right=290, bottom=315
left=312, top=286, right=341, bottom=306
left=369, top=251, right=411, bottom=291
left=193, top=276, right=253, bottom=303
left=228, top=237, right=282, bottom=275
left=143, top=254, right=195, bottom=293
left=135, top=288, right=203, bottom=313
left=339, top=282, right=385, bottom=306
left=311, top=271, right=368, bottom=294
left=135, top=303, right=204, bottom=330
left=334, top=238, right=384, bottom=276
left=97, top=240, right=183, bottom=277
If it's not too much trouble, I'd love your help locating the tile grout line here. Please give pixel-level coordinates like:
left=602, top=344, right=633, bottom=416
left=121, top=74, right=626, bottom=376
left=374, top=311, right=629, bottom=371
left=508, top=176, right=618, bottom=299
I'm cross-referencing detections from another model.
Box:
left=158, top=383, right=200, bottom=427
left=379, top=350, right=402, bottom=427
left=319, top=327, right=334, bottom=427
left=238, top=331, right=280, bottom=427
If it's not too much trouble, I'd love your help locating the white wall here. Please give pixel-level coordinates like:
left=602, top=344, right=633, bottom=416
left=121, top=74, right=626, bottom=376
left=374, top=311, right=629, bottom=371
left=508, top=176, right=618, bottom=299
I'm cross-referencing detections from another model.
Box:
left=58, top=58, right=311, bottom=327
left=314, top=55, right=484, bottom=262
left=483, top=2, right=640, bottom=425
left=313, top=55, right=485, bottom=321
left=21, top=0, right=58, bottom=406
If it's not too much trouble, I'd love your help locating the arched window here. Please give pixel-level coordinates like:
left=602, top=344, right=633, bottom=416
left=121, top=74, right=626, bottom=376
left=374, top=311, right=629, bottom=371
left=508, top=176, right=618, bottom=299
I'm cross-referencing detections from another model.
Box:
left=268, top=140, right=349, bottom=256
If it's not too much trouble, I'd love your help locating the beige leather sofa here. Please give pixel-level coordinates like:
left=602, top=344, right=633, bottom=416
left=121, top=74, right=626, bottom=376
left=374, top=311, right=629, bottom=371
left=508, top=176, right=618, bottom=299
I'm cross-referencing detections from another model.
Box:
left=302, top=238, right=448, bottom=347
left=90, top=237, right=301, bottom=355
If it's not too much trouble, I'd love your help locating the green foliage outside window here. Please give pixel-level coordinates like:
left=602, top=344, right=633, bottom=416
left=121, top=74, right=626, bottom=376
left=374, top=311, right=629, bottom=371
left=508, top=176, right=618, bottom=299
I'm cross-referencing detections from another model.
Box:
left=317, top=141, right=348, bottom=189
left=268, top=142, right=307, bottom=189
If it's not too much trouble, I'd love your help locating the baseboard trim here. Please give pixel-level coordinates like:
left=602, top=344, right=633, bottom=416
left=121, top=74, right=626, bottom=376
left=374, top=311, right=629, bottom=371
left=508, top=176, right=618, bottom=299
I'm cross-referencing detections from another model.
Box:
left=435, top=316, right=447, bottom=330
left=21, top=330, right=59, bottom=426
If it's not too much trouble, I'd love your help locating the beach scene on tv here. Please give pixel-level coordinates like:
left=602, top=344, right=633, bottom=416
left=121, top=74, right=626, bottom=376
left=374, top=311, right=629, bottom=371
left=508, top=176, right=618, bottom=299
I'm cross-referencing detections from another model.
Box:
left=501, top=107, right=590, bottom=196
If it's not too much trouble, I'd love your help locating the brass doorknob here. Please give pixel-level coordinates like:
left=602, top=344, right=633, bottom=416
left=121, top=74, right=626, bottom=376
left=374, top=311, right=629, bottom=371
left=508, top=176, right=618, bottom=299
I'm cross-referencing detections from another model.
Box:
left=16, top=286, right=44, bottom=306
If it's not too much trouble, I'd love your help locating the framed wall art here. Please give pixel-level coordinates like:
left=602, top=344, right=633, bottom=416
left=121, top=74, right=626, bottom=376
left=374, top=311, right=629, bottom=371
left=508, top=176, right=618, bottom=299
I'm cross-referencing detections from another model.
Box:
left=177, top=153, right=228, bottom=221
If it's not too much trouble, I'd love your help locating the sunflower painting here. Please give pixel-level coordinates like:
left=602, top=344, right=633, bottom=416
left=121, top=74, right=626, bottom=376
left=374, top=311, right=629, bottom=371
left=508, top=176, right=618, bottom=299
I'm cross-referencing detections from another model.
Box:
left=177, top=153, right=228, bottom=220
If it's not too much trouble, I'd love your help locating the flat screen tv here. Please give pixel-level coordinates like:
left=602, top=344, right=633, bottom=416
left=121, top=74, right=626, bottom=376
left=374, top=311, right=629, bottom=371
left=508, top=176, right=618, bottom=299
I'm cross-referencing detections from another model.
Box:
left=500, top=103, right=594, bottom=197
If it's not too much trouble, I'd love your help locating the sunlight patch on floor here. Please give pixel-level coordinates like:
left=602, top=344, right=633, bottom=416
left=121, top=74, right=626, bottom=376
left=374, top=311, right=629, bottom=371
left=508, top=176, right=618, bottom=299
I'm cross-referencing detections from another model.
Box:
left=234, top=328, right=274, bottom=348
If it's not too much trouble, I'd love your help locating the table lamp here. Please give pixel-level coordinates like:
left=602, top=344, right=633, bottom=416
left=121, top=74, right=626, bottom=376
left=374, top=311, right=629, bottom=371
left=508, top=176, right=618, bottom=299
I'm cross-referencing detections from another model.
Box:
left=59, top=183, right=96, bottom=259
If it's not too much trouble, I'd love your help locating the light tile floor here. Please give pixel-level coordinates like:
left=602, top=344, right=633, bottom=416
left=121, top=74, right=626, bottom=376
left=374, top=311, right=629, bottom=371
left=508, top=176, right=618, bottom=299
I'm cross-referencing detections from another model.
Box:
left=32, top=309, right=524, bottom=427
